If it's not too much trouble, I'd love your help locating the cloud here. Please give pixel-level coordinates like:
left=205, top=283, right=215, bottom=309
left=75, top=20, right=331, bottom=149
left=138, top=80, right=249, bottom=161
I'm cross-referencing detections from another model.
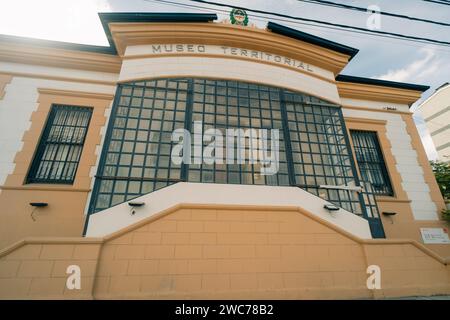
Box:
left=375, top=47, right=450, bottom=160
left=377, top=47, right=437, bottom=82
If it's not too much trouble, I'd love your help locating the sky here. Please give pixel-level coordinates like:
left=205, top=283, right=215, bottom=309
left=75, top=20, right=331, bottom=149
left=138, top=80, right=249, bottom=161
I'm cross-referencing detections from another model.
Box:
left=0, top=0, right=449, bottom=160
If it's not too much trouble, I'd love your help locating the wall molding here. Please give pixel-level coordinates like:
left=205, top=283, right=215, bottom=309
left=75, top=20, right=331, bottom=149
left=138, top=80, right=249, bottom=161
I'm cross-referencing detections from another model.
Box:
left=344, top=116, right=387, bottom=125
left=1, top=203, right=448, bottom=264
left=109, top=22, right=351, bottom=74
left=38, top=88, right=115, bottom=101
left=0, top=41, right=121, bottom=73
left=0, top=71, right=116, bottom=86
left=0, top=185, right=91, bottom=193
left=338, top=81, right=423, bottom=105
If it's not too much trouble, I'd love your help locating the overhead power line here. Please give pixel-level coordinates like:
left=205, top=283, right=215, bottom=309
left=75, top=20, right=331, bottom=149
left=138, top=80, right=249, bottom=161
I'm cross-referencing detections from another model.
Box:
left=187, top=0, right=450, bottom=47
left=422, top=0, right=450, bottom=6
left=142, top=0, right=450, bottom=52
left=298, top=0, right=450, bottom=27
left=144, top=0, right=450, bottom=52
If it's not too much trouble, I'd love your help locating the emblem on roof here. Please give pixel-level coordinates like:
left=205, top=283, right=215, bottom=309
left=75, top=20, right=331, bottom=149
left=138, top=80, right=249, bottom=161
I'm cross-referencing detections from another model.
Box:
left=230, top=8, right=248, bottom=26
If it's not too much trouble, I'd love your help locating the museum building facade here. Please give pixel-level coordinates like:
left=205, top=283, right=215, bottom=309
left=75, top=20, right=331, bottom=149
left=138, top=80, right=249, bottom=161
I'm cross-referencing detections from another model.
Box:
left=0, top=13, right=448, bottom=299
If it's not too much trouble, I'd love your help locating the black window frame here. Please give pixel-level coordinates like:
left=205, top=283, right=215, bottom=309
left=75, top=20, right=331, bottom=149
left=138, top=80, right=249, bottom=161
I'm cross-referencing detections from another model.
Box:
left=26, top=104, right=93, bottom=185
left=88, top=78, right=368, bottom=216
left=350, top=130, right=394, bottom=196
left=86, top=78, right=388, bottom=238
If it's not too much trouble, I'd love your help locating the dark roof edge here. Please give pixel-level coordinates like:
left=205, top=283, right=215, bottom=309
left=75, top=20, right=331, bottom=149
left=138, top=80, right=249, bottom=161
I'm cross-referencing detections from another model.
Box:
left=336, top=74, right=430, bottom=92
left=267, top=21, right=359, bottom=60
left=0, top=33, right=116, bottom=55
left=98, top=12, right=218, bottom=54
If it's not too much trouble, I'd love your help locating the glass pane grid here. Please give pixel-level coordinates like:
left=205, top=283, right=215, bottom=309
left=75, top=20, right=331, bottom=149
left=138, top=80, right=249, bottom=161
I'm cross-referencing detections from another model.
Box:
left=189, top=79, right=289, bottom=186
left=285, top=92, right=361, bottom=213
left=89, top=77, right=381, bottom=232
left=91, top=79, right=188, bottom=212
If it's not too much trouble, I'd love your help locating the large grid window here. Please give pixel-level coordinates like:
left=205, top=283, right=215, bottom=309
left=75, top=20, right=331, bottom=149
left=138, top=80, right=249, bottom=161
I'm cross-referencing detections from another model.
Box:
left=27, top=104, right=92, bottom=184
left=189, top=79, right=290, bottom=186
left=350, top=130, right=393, bottom=196
left=284, top=92, right=362, bottom=215
left=91, top=79, right=187, bottom=211
left=89, top=78, right=380, bottom=224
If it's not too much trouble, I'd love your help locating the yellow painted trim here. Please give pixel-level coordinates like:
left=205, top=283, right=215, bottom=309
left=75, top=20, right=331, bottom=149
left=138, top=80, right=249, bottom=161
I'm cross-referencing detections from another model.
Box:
left=123, top=52, right=335, bottom=84
left=363, top=239, right=448, bottom=265
left=0, top=87, right=112, bottom=247
left=2, top=203, right=448, bottom=264
left=344, top=117, right=387, bottom=125
left=0, top=185, right=91, bottom=193
left=0, top=73, right=12, bottom=100
left=401, top=114, right=446, bottom=215
left=345, top=119, right=409, bottom=201
left=0, top=40, right=121, bottom=73
left=37, top=88, right=114, bottom=101
left=337, top=81, right=423, bottom=105
left=0, top=71, right=117, bottom=86
left=4, top=88, right=112, bottom=189
left=109, top=22, right=351, bottom=74
left=0, top=237, right=103, bottom=258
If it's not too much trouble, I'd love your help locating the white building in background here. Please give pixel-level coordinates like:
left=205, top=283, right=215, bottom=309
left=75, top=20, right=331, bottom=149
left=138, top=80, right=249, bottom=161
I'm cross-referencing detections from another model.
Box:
left=417, top=83, right=450, bottom=163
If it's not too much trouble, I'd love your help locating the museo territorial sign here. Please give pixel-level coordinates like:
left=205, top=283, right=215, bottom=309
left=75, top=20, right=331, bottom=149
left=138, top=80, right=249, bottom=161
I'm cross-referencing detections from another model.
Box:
left=230, top=8, right=248, bottom=26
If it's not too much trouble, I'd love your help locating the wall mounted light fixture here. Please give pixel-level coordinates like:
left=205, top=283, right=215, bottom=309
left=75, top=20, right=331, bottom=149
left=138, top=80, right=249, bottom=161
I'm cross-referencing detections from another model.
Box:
left=128, top=201, right=145, bottom=215
left=382, top=211, right=397, bottom=224
left=323, top=204, right=340, bottom=212
left=29, top=202, right=48, bottom=221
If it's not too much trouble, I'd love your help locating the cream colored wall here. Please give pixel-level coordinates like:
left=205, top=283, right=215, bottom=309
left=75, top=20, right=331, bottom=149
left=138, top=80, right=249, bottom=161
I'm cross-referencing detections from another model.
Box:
left=119, top=55, right=341, bottom=104
left=85, top=182, right=372, bottom=240
left=340, top=98, right=410, bottom=113
left=123, top=44, right=336, bottom=81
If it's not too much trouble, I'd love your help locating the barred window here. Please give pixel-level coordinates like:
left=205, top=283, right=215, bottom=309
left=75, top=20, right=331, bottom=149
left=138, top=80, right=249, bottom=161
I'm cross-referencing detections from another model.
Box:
left=350, top=130, right=393, bottom=196
left=27, top=104, right=93, bottom=184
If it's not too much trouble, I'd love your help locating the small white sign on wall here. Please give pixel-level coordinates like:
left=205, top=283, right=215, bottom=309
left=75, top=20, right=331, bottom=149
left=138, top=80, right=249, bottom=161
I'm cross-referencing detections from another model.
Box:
left=420, top=228, right=450, bottom=244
